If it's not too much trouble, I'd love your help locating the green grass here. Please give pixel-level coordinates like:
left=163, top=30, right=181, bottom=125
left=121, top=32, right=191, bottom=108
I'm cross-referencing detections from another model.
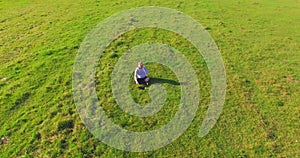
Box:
left=0, top=0, right=299, bottom=157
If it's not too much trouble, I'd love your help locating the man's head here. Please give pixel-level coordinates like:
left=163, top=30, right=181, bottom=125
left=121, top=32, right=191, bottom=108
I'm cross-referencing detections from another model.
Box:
left=138, top=61, right=143, bottom=69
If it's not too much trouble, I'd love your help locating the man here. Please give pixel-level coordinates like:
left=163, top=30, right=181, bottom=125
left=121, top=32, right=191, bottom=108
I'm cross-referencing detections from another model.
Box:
left=134, top=61, right=150, bottom=85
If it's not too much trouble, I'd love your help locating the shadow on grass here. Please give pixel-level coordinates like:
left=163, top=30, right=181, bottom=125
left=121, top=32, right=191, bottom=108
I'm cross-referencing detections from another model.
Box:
left=150, top=77, right=180, bottom=85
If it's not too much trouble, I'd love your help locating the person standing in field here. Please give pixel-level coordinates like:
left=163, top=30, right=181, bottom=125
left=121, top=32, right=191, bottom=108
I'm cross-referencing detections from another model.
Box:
left=134, top=61, right=150, bottom=85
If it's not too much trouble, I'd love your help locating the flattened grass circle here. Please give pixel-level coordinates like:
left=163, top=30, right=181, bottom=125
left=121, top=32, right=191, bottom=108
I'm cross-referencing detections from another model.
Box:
left=73, top=6, right=226, bottom=151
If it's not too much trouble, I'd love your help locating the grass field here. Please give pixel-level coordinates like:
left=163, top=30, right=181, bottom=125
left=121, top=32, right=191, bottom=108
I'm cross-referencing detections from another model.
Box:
left=0, top=0, right=299, bottom=157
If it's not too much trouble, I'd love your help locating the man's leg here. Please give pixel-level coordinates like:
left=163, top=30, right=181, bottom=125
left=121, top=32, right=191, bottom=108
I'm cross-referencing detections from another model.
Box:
left=137, top=77, right=146, bottom=84
left=137, top=78, right=146, bottom=90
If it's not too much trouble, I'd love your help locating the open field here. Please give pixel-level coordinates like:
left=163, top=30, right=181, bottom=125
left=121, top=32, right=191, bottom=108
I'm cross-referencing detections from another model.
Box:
left=0, top=0, right=299, bottom=157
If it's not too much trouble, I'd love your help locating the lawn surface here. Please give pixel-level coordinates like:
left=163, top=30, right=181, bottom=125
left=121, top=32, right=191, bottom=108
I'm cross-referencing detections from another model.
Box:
left=0, top=0, right=299, bottom=157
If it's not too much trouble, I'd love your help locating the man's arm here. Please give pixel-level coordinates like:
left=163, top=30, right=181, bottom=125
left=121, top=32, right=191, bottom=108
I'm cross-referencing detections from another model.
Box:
left=143, top=67, right=149, bottom=75
left=134, top=68, right=138, bottom=84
